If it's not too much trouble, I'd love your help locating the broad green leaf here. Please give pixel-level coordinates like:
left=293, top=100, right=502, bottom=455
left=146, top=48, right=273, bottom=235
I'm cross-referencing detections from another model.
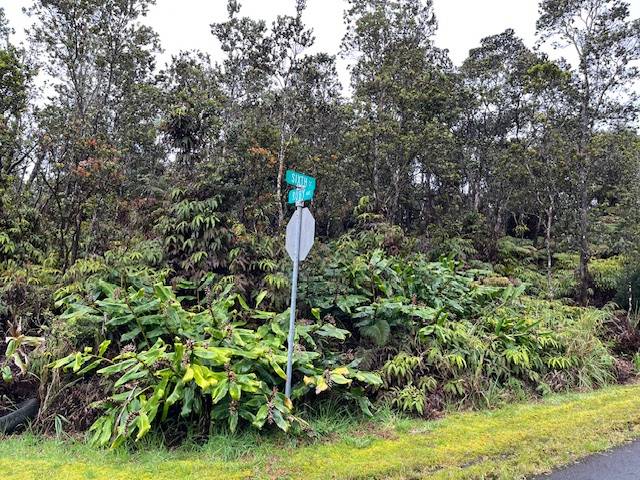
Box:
left=333, top=366, right=349, bottom=376
left=5, top=339, right=17, bottom=357
left=253, top=404, right=269, bottom=429
left=120, top=327, right=142, bottom=343
left=180, top=386, right=195, bottom=417
left=255, top=290, right=268, bottom=308
left=114, top=367, right=147, bottom=388
left=98, top=359, right=137, bottom=375
left=316, top=324, right=350, bottom=340
left=229, top=381, right=241, bottom=401
left=153, top=284, right=174, bottom=302
left=98, top=340, right=111, bottom=356
left=182, top=366, right=194, bottom=382
left=193, top=347, right=232, bottom=365
left=330, top=374, right=352, bottom=385
left=315, top=376, right=329, bottom=394
left=237, top=295, right=250, bottom=311
left=354, top=371, right=383, bottom=386
left=211, top=379, right=229, bottom=404
left=229, top=410, right=238, bottom=433
left=269, top=358, right=287, bottom=380
left=271, top=409, right=289, bottom=432
left=135, top=411, right=151, bottom=440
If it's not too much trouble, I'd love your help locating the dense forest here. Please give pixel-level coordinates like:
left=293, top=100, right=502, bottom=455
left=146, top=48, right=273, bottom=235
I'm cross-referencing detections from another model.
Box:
left=1, top=0, right=640, bottom=446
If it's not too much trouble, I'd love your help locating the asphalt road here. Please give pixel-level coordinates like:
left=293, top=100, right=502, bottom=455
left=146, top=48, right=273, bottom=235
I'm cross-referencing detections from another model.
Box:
left=533, top=440, right=640, bottom=480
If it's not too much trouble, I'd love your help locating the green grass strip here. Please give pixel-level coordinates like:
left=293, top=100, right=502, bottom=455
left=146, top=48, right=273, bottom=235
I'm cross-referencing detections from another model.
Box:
left=2, top=384, right=640, bottom=479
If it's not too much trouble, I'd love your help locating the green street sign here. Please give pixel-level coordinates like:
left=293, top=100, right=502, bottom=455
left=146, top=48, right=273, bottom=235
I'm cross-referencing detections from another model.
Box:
left=285, top=170, right=316, bottom=191
left=288, top=188, right=314, bottom=204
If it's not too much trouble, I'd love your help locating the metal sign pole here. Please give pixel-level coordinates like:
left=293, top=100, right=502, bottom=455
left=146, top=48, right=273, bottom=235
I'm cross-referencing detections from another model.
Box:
left=285, top=198, right=304, bottom=399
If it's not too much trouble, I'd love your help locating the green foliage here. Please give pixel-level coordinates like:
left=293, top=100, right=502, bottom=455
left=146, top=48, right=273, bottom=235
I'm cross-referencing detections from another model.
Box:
left=156, top=186, right=231, bottom=281
left=2, top=323, right=45, bottom=381
left=2, top=0, right=640, bottom=447
left=590, top=255, right=624, bottom=292
left=0, top=259, right=59, bottom=324
left=160, top=51, right=222, bottom=165
left=51, top=277, right=381, bottom=445
left=306, top=229, right=509, bottom=350
left=0, top=44, right=31, bottom=174
left=227, top=223, right=290, bottom=309
left=301, top=233, right=615, bottom=416
left=633, top=353, right=640, bottom=373
left=434, top=297, right=612, bottom=399
left=497, top=237, right=539, bottom=261
left=382, top=296, right=615, bottom=413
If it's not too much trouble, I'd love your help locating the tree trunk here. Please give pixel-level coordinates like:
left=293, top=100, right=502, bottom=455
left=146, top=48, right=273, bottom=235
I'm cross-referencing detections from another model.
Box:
left=276, top=128, right=286, bottom=228
left=545, top=202, right=553, bottom=297
left=577, top=85, right=591, bottom=305
left=472, top=176, right=481, bottom=212
left=391, top=166, right=401, bottom=223
left=25, top=153, right=44, bottom=192
left=71, top=207, right=82, bottom=265
left=371, top=135, right=380, bottom=211
left=577, top=160, right=590, bottom=305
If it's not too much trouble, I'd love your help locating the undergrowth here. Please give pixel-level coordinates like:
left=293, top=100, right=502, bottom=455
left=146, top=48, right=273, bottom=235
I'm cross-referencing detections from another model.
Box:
left=0, top=222, right=634, bottom=448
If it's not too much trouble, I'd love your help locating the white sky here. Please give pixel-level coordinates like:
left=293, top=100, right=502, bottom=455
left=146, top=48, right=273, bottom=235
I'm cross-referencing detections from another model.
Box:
left=2, top=0, right=639, bottom=87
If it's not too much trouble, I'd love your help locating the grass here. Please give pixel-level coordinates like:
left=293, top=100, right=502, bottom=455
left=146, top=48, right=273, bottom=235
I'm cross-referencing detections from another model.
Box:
left=3, top=384, right=640, bottom=479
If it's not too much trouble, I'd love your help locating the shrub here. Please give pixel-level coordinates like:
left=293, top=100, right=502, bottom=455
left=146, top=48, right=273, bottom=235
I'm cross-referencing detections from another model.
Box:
left=51, top=279, right=381, bottom=446
left=590, top=256, right=625, bottom=292
left=380, top=297, right=615, bottom=413
left=301, top=240, right=615, bottom=414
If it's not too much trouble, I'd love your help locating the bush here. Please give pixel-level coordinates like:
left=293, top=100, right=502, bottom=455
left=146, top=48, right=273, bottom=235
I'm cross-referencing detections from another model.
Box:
left=51, top=278, right=381, bottom=446
left=381, top=297, right=615, bottom=413
left=301, top=234, right=615, bottom=415
left=3, top=221, right=624, bottom=442
left=590, top=255, right=625, bottom=293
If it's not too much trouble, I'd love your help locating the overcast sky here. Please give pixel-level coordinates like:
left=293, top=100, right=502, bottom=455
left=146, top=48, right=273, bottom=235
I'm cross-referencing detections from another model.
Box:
left=2, top=0, right=639, bottom=87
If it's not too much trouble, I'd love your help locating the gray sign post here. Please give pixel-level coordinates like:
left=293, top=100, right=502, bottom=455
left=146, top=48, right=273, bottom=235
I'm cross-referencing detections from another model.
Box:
left=285, top=198, right=303, bottom=399
left=284, top=171, right=316, bottom=399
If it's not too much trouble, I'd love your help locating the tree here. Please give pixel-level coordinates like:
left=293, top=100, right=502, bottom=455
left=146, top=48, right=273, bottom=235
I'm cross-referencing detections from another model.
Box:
left=160, top=51, right=223, bottom=166
left=537, top=0, right=640, bottom=303
left=211, top=0, right=272, bottom=163
left=0, top=42, right=30, bottom=179
left=212, top=0, right=345, bottom=232
left=523, top=61, right=576, bottom=293
left=268, top=0, right=315, bottom=226
left=459, top=29, right=541, bottom=247
left=343, top=0, right=460, bottom=230
left=278, top=52, right=348, bottom=235
left=0, top=7, right=11, bottom=47
left=27, top=0, right=164, bottom=267
left=0, top=8, right=41, bottom=264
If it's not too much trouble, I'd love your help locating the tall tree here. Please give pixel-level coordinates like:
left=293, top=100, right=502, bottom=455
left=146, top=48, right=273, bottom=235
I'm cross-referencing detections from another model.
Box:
left=459, top=29, right=540, bottom=240
left=213, top=0, right=344, bottom=231
left=211, top=0, right=272, bottom=162
left=26, top=0, right=164, bottom=267
left=343, top=0, right=459, bottom=229
left=0, top=8, right=41, bottom=264
left=537, top=0, right=640, bottom=303
left=0, top=7, right=11, bottom=47
left=160, top=51, right=223, bottom=166
left=524, top=60, right=576, bottom=294
left=0, top=31, right=30, bottom=179
left=268, top=0, right=315, bottom=226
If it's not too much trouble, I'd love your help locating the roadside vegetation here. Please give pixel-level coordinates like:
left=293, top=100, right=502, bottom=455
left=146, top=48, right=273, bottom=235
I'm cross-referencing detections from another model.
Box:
left=3, top=384, right=640, bottom=479
left=1, top=0, right=640, bottom=477
left=3, top=217, right=639, bottom=447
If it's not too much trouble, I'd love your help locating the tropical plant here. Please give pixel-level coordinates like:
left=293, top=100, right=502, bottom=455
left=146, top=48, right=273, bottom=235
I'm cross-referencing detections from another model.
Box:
left=51, top=278, right=381, bottom=446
